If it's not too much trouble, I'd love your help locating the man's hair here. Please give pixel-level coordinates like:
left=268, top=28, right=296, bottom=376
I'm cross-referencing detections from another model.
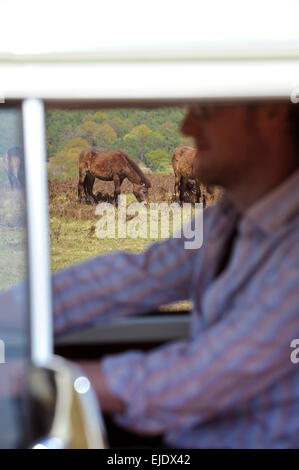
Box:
left=288, top=103, right=299, bottom=163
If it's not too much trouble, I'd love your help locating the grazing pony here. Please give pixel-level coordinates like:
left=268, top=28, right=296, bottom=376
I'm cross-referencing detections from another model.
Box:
left=2, top=146, right=24, bottom=189
left=172, top=146, right=213, bottom=207
left=78, top=148, right=151, bottom=205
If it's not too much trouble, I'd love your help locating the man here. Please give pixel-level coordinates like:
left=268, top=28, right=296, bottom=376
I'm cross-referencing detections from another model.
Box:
left=53, top=101, right=299, bottom=448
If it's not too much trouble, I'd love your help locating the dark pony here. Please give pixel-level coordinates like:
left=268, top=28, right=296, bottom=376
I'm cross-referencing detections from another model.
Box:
left=78, top=148, right=151, bottom=205
left=2, top=146, right=24, bottom=189
left=172, top=146, right=213, bottom=207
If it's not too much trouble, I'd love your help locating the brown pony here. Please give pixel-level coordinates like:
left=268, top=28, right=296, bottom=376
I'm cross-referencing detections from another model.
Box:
left=2, top=146, right=24, bottom=189
left=78, top=148, right=151, bottom=205
left=172, top=146, right=213, bottom=207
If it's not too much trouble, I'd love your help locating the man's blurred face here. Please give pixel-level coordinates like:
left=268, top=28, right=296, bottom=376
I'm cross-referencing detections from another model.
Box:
left=180, top=103, right=265, bottom=189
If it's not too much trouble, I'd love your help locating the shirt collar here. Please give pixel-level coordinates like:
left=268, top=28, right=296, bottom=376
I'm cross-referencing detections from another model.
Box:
left=218, top=168, right=299, bottom=235
left=244, top=168, right=299, bottom=235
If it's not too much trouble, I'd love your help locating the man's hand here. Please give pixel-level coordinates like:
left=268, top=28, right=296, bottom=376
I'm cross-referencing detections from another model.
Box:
left=76, top=360, right=125, bottom=414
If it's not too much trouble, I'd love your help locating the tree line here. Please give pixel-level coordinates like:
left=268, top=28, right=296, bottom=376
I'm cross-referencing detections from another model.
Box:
left=0, top=107, right=193, bottom=181
left=46, top=107, right=192, bottom=177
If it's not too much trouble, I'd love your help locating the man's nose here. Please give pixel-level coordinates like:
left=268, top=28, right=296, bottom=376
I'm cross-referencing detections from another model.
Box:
left=180, top=110, right=203, bottom=137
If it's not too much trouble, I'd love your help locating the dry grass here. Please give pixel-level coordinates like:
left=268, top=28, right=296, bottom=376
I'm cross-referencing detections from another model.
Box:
left=48, top=174, right=216, bottom=221
left=0, top=182, right=27, bottom=291
left=48, top=175, right=219, bottom=266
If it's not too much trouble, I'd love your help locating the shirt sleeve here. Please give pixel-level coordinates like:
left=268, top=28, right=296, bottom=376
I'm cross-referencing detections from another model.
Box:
left=52, top=232, right=199, bottom=335
left=101, top=262, right=299, bottom=435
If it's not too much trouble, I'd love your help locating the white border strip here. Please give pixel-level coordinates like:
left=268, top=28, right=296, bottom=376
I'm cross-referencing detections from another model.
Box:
left=3, top=60, right=299, bottom=100
left=22, top=98, right=53, bottom=365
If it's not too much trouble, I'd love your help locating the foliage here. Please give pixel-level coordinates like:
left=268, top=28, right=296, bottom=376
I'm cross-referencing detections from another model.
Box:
left=122, top=134, right=140, bottom=159
left=64, top=137, right=89, bottom=150
left=46, top=109, right=89, bottom=158
left=78, top=119, right=101, bottom=147
left=145, top=149, right=170, bottom=172
left=93, top=111, right=108, bottom=124
left=46, top=107, right=188, bottom=174
left=94, top=123, right=117, bottom=148
left=48, top=137, right=89, bottom=178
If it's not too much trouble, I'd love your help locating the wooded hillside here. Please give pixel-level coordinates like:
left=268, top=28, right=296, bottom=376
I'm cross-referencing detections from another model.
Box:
left=0, top=106, right=193, bottom=181
left=46, top=107, right=192, bottom=176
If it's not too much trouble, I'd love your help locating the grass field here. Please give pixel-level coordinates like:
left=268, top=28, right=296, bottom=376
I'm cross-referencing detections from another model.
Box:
left=49, top=174, right=173, bottom=270
left=0, top=174, right=217, bottom=311
left=48, top=174, right=215, bottom=270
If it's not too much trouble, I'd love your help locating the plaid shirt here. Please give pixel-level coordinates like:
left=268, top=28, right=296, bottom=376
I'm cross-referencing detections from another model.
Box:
left=53, top=169, right=299, bottom=448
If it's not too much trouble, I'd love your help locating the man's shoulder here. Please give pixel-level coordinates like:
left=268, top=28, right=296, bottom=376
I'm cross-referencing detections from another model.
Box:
left=276, top=217, right=299, bottom=269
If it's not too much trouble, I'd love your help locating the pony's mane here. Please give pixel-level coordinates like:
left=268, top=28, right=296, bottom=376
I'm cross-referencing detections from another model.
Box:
left=122, top=151, right=151, bottom=187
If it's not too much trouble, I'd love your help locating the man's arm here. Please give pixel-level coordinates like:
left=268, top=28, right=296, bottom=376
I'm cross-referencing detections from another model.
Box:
left=52, top=233, right=200, bottom=335
left=97, top=262, right=299, bottom=435
left=76, top=361, right=126, bottom=413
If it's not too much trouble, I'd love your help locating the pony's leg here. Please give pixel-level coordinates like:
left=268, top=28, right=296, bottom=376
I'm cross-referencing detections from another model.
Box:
left=84, top=173, right=96, bottom=204
left=17, top=165, right=24, bottom=188
left=179, top=177, right=186, bottom=204
left=8, top=172, right=14, bottom=189
left=10, top=169, right=19, bottom=189
left=89, top=175, right=96, bottom=203
left=8, top=157, right=22, bottom=189
left=174, top=173, right=181, bottom=202
left=83, top=176, right=89, bottom=198
left=113, top=175, right=121, bottom=207
left=195, top=181, right=201, bottom=203
left=13, top=160, right=23, bottom=189
left=78, top=169, right=87, bottom=203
